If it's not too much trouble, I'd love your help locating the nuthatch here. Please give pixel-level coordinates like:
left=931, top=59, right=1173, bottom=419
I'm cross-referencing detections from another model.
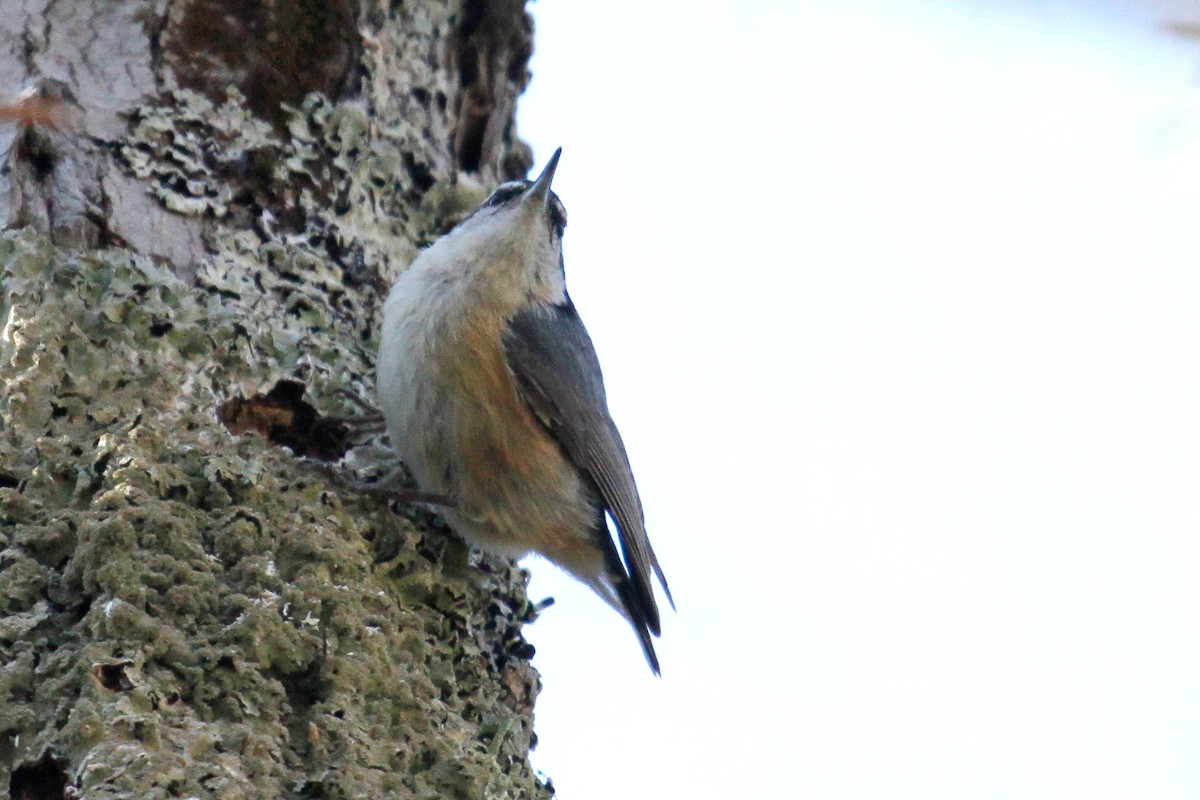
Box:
left=377, top=149, right=672, bottom=672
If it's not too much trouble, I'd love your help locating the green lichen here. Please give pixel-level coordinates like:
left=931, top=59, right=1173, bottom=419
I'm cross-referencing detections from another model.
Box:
left=0, top=227, right=548, bottom=796
left=3, top=0, right=547, bottom=794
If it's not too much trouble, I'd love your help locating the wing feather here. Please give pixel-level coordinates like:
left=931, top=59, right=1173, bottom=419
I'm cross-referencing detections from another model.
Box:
left=502, top=300, right=672, bottom=645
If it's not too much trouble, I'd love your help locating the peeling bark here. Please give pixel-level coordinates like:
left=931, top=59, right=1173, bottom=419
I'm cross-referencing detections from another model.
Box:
left=0, top=1, right=551, bottom=797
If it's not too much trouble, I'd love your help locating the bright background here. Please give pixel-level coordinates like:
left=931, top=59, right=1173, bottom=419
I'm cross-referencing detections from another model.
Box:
left=516, top=2, right=1200, bottom=798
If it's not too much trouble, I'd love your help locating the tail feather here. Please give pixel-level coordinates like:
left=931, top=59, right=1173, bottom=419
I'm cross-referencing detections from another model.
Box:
left=585, top=569, right=661, bottom=675
left=556, top=509, right=668, bottom=674
left=597, top=529, right=662, bottom=675
left=614, top=570, right=661, bottom=675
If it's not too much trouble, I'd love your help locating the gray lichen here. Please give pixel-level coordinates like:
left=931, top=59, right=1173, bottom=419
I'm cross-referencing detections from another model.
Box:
left=1, top=0, right=550, bottom=795
left=0, top=227, right=549, bottom=796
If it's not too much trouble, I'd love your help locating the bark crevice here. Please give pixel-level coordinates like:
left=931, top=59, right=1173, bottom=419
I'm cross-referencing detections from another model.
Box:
left=0, top=0, right=552, bottom=796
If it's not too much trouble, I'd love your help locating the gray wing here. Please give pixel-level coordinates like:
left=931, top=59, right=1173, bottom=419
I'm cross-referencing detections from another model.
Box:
left=503, top=300, right=672, bottom=638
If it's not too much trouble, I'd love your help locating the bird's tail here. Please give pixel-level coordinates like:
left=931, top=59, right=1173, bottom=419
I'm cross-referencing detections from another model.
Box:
left=588, top=546, right=662, bottom=675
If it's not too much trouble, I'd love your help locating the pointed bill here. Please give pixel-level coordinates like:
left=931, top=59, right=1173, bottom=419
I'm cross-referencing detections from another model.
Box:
left=524, top=147, right=562, bottom=210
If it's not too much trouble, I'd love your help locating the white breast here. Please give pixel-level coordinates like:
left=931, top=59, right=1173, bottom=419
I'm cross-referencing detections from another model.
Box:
left=376, top=224, right=592, bottom=559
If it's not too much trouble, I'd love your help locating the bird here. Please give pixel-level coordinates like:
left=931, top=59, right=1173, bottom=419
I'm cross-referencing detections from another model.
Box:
left=376, top=148, right=672, bottom=673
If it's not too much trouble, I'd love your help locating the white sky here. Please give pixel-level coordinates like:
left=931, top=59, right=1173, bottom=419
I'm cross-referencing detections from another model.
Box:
left=517, top=2, right=1200, bottom=798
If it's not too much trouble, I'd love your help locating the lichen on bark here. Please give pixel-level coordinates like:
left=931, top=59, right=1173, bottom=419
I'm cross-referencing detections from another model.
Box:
left=0, top=0, right=551, bottom=796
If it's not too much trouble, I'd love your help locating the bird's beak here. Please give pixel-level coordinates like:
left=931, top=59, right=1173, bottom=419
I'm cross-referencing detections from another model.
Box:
left=524, top=147, right=562, bottom=211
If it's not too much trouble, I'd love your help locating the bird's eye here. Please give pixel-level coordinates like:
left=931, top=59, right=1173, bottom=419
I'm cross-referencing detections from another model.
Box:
left=482, top=182, right=528, bottom=208
left=548, top=197, right=567, bottom=235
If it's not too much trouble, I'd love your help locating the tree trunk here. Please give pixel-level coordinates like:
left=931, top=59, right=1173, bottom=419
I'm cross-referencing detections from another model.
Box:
left=0, top=1, right=552, bottom=797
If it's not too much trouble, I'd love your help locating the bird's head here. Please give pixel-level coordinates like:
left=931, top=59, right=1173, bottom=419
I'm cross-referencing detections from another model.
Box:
left=447, top=148, right=569, bottom=301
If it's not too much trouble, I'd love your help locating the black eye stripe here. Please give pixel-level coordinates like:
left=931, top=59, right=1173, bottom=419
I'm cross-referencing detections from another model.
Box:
left=482, top=182, right=528, bottom=207
left=548, top=200, right=566, bottom=234
left=476, top=183, right=568, bottom=238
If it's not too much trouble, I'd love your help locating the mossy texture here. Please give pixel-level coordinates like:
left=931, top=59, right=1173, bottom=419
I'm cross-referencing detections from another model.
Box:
left=0, top=230, right=546, bottom=797
left=0, top=0, right=548, bottom=796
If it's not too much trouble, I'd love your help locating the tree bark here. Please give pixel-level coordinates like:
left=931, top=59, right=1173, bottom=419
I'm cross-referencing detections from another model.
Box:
left=0, top=1, right=552, bottom=797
